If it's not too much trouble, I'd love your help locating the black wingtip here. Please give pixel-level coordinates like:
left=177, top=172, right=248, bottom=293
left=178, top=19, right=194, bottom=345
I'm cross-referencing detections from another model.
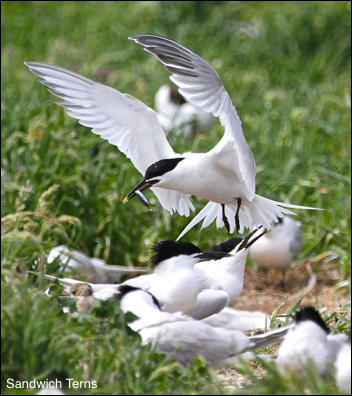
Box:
left=151, top=240, right=202, bottom=266
left=295, top=306, right=330, bottom=333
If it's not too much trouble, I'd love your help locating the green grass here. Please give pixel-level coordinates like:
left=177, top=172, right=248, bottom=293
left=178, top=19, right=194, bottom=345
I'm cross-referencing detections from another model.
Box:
left=1, top=1, right=351, bottom=394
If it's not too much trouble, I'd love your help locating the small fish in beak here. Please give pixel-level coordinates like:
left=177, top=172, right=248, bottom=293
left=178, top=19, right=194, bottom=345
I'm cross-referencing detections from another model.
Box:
left=123, top=178, right=159, bottom=205
left=134, top=189, right=150, bottom=208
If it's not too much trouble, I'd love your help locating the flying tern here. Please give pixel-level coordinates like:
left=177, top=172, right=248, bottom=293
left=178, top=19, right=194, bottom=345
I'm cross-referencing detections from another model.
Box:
left=25, top=34, right=320, bottom=240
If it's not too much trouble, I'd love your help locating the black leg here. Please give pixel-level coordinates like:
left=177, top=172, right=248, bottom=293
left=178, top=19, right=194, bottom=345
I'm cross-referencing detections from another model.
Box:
left=221, top=204, right=230, bottom=234
left=235, top=198, right=242, bottom=231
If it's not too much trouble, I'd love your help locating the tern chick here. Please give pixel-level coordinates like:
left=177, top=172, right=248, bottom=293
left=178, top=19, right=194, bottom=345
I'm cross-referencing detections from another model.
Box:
left=70, top=283, right=95, bottom=312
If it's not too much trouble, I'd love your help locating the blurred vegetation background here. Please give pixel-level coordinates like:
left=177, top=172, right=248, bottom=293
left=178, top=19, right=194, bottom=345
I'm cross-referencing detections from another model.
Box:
left=1, top=1, right=350, bottom=395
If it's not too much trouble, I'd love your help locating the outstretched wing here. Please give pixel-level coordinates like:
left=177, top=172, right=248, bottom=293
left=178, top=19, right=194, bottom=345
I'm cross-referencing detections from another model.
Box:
left=130, top=34, right=256, bottom=200
left=25, top=62, right=194, bottom=215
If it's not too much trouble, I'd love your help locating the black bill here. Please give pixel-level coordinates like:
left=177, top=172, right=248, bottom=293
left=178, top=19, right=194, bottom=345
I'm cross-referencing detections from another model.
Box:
left=123, top=178, right=158, bottom=206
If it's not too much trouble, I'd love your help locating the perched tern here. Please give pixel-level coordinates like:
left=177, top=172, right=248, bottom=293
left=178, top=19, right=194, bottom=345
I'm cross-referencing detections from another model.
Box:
left=119, top=285, right=291, bottom=367
left=155, top=84, right=214, bottom=137
left=47, top=245, right=149, bottom=283
left=249, top=216, right=302, bottom=270
left=25, top=34, right=320, bottom=240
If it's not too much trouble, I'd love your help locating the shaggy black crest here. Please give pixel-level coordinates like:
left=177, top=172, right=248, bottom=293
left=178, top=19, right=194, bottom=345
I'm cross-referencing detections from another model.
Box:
left=151, top=240, right=202, bottom=266
left=117, top=284, right=161, bottom=310
left=145, top=157, right=185, bottom=180
left=295, top=306, right=330, bottom=333
left=211, top=237, right=242, bottom=253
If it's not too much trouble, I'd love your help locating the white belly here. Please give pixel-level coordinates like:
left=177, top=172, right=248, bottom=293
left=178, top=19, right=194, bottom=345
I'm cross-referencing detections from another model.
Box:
left=249, top=236, right=292, bottom=269
left=157, top=154, right=249, bottom=203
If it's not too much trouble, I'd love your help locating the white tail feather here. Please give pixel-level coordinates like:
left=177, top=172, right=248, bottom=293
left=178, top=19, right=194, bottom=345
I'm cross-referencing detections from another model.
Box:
left=176, top=195, right=322, bottom=240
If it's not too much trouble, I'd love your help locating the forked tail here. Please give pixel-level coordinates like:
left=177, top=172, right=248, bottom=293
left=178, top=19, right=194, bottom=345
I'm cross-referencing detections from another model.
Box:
left=176, top=194, right=322, bottom=240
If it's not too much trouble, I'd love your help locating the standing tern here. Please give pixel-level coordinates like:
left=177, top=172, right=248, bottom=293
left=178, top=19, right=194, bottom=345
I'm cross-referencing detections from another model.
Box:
left=25, top=34, right=320, bottom=240
left=119, top=285, right=291, bottom=367
left=249, top=216, right=302, bottom=271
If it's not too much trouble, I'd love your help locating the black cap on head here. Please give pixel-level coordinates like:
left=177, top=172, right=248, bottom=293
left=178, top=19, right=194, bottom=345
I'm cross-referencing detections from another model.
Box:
left=295, top=306, right=330, bottom=333
left=145, top=157, right=185, bottom=180
left=151, top=240, right=202, bottom=266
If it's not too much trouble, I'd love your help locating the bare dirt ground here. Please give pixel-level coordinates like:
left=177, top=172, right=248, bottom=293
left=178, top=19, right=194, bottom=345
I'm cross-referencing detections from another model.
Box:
left=215, top=252, right=350, bottom=391
left=233, top=252, right=349, bottom=314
